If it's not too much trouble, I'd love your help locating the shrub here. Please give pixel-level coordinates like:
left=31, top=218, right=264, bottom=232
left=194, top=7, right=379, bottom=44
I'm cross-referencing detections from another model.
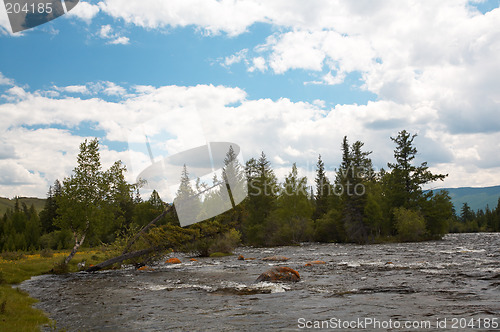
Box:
left=394, top=207, right=427, bottom=242
left=1, top=252, right=24, bottom=261
left=40, top=248, right=53, bottom=258
left=51, top=261, right=69, bottom=274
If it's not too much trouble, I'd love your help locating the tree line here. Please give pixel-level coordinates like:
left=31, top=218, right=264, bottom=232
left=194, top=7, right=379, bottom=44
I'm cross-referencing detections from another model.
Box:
left=0, top=130, right=474, bottom=259
left=450, top=200, right=500, bottom=233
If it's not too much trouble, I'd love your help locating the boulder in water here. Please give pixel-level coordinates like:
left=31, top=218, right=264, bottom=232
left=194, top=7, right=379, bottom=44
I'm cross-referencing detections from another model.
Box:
left=256, top=266, right=300, bottom=282
left=137, top=265, right=154, bottom=271
left=166, top=257, right=181, bottom=264
left=262, top=255, right=289, bottom=262
left=305, top=260, right=326, bottom=266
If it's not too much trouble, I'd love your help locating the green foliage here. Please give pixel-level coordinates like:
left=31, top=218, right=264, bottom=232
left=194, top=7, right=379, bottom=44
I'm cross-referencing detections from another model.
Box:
left=313, top=209, right=345, bottom=242
left=181, top=221, right=241, bottom=257
left=39, top=230, right=73, bottom=250
left=264, top=163, right=314, bottom=245
left=55, top=139, right=138, bottom=264
left=421, top=190, right=453, bottom=238
left=243, top=152, right=279, bottom=245
left=387, top=130, right=447, bottom=209
left=313, top=154, right=330, bottom=219
left=336, top=137, right=374, bottom=243
left=394, top=207, right=427, bottom=242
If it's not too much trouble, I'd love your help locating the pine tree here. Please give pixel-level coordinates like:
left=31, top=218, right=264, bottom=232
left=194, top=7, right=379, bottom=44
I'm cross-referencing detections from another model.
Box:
left=313, top=155, right=330, bottom=220
left=173, top=164, right=202, bottom=226
left=460, top=203, right=475, bottom=223
left=387, top=130, right=447, bottom=208
left=270, top=163, right=313, bottom=244
left=39, top=180, right=62, bottom=234
left=243, top=152, right=278, bottom=245
left=335, top=137, right=373, bottom=243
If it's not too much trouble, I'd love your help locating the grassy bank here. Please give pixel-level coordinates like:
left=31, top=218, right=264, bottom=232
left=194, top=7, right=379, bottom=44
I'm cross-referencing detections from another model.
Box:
left=0, top=249, right=119, bottom=332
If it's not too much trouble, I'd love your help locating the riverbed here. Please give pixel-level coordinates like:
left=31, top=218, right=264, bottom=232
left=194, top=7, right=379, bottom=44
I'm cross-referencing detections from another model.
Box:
left=20, top=233, right=500, bottom=331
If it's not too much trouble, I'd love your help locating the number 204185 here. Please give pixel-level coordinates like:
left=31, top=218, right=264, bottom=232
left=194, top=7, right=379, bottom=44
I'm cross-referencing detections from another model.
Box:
left=5, top=2, right=53, bottom=14
left=450, top=317, right=498, bottom=329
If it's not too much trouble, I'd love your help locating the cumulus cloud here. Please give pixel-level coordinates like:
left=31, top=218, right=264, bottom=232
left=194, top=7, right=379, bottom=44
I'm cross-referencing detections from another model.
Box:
left=98, top=24, right=130, bottom=45
left=0, top=79, right=498, bottom=196
left=66, top=1, right=100, bottom=23
left=0, top=73, right=14, bottom=86
left=54, top=85, right=90, bottom=94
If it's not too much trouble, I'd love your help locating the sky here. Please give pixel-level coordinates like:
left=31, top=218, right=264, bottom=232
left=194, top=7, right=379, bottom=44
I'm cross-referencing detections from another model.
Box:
left=1, top=0, right=500, bottom=199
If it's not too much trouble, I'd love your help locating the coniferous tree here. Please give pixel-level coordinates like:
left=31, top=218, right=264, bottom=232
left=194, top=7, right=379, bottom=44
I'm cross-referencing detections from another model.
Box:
left=336, top=137, right=373, bottom=243
left=387, top=130, right=447, bottom=209
left=243, top=152, right=278, bottom=245
left=173, top=164, right=202, bottom=226
left=39, top=181, right=61, bottom=234
left=460, top=203, right=475, bottom=223
left=313, top=154, right=330, bottom=220
left=268, top=163, right=313, bottom=244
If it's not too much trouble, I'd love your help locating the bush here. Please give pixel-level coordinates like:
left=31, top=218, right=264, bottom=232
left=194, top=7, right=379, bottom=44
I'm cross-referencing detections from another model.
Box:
left=40, top=248, right=53, bottom=258
left=50, top=261, right=69, bottom=275
left=394, top=207, right=427, bottom=242
left=209, top=229, right=241, bottom=254
left=39, top=230, right=73, bottom=250
left=185, top=228, right=241, bottom=257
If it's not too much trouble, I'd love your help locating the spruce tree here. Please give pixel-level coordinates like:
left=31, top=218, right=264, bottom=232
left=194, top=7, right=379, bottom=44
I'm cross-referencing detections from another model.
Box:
left=387, top=130, right=447, bottom=208
left=243, top=152, right=278, bottom=245
left=313, top=154, right=330, bottom=219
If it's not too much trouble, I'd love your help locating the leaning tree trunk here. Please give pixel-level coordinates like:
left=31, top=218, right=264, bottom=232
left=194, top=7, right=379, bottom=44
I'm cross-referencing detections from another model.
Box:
left=121, top=208, right=169, bottom=255
left=86, top=247, right=159, bottom=272
left=64, top=220, right=89, bottom=265
left=86, top=208, right=171, bottom=272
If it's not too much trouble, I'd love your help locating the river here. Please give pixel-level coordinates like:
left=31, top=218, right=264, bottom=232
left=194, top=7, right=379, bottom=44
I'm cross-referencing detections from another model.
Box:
left=20, top=233, right=500, bottom=331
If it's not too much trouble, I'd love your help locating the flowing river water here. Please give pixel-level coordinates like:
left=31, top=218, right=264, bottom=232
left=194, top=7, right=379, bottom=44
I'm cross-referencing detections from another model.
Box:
left=20, top=233, right=500, bottom=331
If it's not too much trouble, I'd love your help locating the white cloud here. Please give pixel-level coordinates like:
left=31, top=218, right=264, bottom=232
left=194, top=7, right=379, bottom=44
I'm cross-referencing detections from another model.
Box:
left=67, top=1, right=100, bottom=23
left=98, top=0, right=266, bottom=36
left=54, top=85, right=90, bottom=94
left=222, top=49, right=248, bottom=67
left=248, top=57, right=267, bottom=72
left=99, top=24, right=113, bottom=39
left=102, top=82, right=127, bottom=96
left=109, top=36, right=129, bottom=45
left=98, top=24, right=130, bottom=45
left=0, top=72, right=14, bottom=86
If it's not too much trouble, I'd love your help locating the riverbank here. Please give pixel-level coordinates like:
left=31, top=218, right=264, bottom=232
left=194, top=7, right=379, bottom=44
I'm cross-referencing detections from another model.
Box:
left=0, top=248, right=119, bottom=331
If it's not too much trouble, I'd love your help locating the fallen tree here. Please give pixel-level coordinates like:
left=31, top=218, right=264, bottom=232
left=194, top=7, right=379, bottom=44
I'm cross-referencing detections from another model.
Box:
left=86, top=207, right=171, bottom=273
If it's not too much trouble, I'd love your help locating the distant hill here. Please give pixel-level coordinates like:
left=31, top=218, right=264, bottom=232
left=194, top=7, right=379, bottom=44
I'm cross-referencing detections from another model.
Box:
left=0, top=197, right=46, bottom=215
left=433, top=185, right=500, bottom=212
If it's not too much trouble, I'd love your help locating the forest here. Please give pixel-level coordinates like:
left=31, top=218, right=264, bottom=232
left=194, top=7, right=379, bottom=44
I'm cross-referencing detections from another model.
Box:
left=1, top=130, right=498, bottom=262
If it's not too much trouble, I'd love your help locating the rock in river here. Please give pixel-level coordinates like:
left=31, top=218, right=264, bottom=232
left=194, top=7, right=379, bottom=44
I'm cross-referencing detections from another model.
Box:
left=256, top=267, right=300, bottom=282
left=166, top=257, right=182, bottom=264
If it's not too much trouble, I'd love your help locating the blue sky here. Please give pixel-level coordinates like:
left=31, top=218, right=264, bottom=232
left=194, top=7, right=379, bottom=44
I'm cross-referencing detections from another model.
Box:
left=1, top=0, right=500, bottom=198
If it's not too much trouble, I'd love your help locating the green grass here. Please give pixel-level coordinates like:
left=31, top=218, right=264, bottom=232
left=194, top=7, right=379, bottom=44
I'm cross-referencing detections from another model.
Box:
left=0, top=248, right=119, bottom=331
left=0, top=285, right=50, bottom=332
